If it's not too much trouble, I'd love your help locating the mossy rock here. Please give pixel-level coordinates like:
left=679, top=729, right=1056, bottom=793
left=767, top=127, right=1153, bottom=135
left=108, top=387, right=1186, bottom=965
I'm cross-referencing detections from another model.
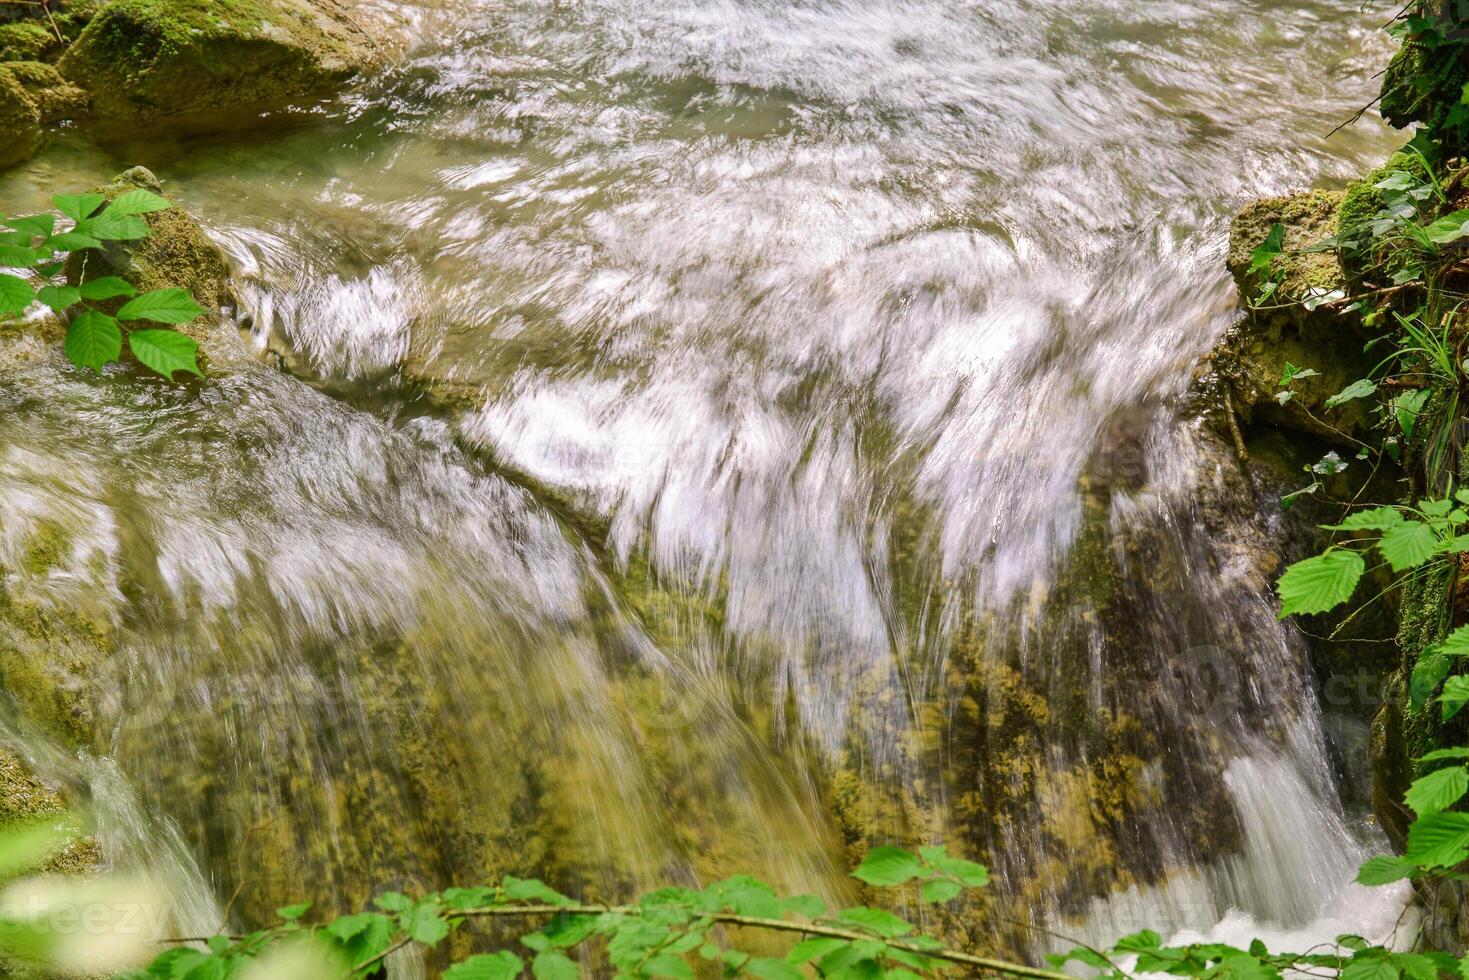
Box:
left=0, top=22, right=57, bottom=63
left=1218, top=191, right=1378, bottom=446
left=63, top=167, right=234, bottom=349
left=2, top=60, right=89, bottom=122
left=1227, top=190, right=1349, bottom=313
left=59, top=0, right=380, bottom=127
left=0, top=64, right=41, bottom=169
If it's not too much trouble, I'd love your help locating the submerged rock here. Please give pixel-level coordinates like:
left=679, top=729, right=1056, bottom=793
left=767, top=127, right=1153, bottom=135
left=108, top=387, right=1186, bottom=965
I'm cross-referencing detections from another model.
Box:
left=58, top=0, right=383, bottom=127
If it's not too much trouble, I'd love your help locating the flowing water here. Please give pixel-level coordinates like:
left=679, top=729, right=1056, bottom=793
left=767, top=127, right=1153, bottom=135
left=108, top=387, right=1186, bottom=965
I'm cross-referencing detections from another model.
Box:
left=0, top=0, right=1423, bottom=965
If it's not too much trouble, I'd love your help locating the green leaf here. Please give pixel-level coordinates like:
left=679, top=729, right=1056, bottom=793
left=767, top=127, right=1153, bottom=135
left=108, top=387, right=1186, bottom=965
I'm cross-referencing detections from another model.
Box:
left=53, top=193, right=103, bottom=222
left=851, top=846, right=923, bottom=887
left=707, top=875, right=780, bottom=917
left=1396, top=389, right=1431, bottom=439
left=89, top=208, right=149, bottom=241
left=788, top=938, right=847, bottom=964
left=3, top=213, right=55, bottom=238
left=929, top=854, right=989, bottom=887
left=503, top=876, right=573, bottom=906
left=0, top=273, right=33, bottom=315
left=1378, top=521, right=1437, bottom=572
left=323, top=912, right=386, bottom=942
left=0, top=244, right=39, bottom=266
left=403, top=903, right=450, bottom=946
left=45, top=231, right=102, bottom=251
left=1326, top=378, right=1378, bottom=408
left=128, top=329, right=202, bottom=379
left=1436, top=626, right=1469, bottom=657
left=1393, top=953, right=1442, bottom=980
left=1440, top=675, right=1469, bottom=721
left=1419, top=748, right=1469, bottom=762
left=1413, top=652, right=1454, bottom=715
left=1405, top=811, right=1469, bottom=867
left=276, top=903, right=310, bottom=921
left=1342, top=956, right=1400, bottom=980
left=919, top=879, right=961, bottom=903
left=1424, top=209, right=1469, bottom=244
left=1323, top=507, right=1405, bottom=532
left=108, top=189, right=172, bottom=216
left=837, top=906, right=912, bottom=937
left=1406, top=766, right=1469, bottom=815
left=1422, top=499, right=1455, bottom=519
left=1114, top=930, right=1163, bottom=952
left=644, top=954, right=694, bottom=980
left=78, top=276, right=137, bottom=301
left=1356, top=855, right=1417, bottom=886
left=782, top=894, right=826, bottom=917
left=1250, top=223, right=1285, bottom=275
left=444, top=951, right=525, bottom=980
left=65, top=311, right=121, bottom=371
left=35, top=284, right=80, bottom=312
left=532, top=952, right=579, bottom=980
left=748, top=957, right=804, bottom=980
left=373, top=891, right=413, bottom=912
left=441, top=886, right=497, bottom=909
left=1276, top=550, right=1365, bottom=617
left=116, top=287, right=204, bottom=324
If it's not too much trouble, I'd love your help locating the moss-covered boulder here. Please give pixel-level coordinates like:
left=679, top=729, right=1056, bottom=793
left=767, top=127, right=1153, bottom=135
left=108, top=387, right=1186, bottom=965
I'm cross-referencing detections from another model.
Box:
left=0, top=58, right=92, bottom=169
left=0, top=22, right=58, bottom=63
left=58, top=0, right=380, bottom=127
left=64, top=167, right=234, bottom=349
left=3, top=61, right=88, bottom=121
left=0, top=64, right=42, bottom=168
left=1217, top=191, right=1378, bottom=447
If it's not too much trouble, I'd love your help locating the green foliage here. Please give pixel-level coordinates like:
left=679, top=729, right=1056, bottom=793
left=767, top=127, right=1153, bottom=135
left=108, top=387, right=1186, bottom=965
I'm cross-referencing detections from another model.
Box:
left=1276, top=494, right=1469, bottom=617
left=0, top=191, right=203, bottom=379
left=115, top=847, right=997, bottom=979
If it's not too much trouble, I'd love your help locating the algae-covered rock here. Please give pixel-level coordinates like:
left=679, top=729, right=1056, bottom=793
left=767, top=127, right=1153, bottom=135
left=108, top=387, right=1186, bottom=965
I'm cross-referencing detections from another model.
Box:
left=0, top=65, right=42, bottom=169
left=1217, top=191, right=1377, bottom=447
left=0, top=22, right=57, bottom=63
left=64, top=167, right=234, bottom=347
left=0, top=750, right=101, bottom=877
left=2, top=60, right=89, bottom=121
left=59, top=0, right=380, bottom=127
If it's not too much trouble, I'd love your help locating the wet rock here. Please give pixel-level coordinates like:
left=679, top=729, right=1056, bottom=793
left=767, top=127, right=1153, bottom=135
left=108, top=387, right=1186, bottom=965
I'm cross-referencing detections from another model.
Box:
left=3, top=60, right=88, bottom=121
left=1213, top=191, right=1377, bottom=448
left=0, top=58, right=91, bottom=169
left=0, top=1, right=103, bottom=63
left=58, top=0, right=385, bottom=127
left=64, top=167, right=235, bottom=348
left=0, top=750, right=101, bottom=881
left=0, top=64, right=42, bottom=168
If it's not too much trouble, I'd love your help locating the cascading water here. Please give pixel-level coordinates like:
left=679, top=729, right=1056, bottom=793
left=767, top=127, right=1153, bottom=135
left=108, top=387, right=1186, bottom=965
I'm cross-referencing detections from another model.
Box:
left=0, top=0, right=1422, bottom=963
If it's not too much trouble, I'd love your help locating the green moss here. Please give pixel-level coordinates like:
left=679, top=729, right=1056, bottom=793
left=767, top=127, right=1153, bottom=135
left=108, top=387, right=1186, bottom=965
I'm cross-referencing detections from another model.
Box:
left=1227, top=190, right=1347, bottom=304
left=0, top=64, right=41, bottom=169
left=2, top=60, right=88, bottom=122
left=0, top=22, right=57, bottom=63
left=59, top=0, right=372, bottom=125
